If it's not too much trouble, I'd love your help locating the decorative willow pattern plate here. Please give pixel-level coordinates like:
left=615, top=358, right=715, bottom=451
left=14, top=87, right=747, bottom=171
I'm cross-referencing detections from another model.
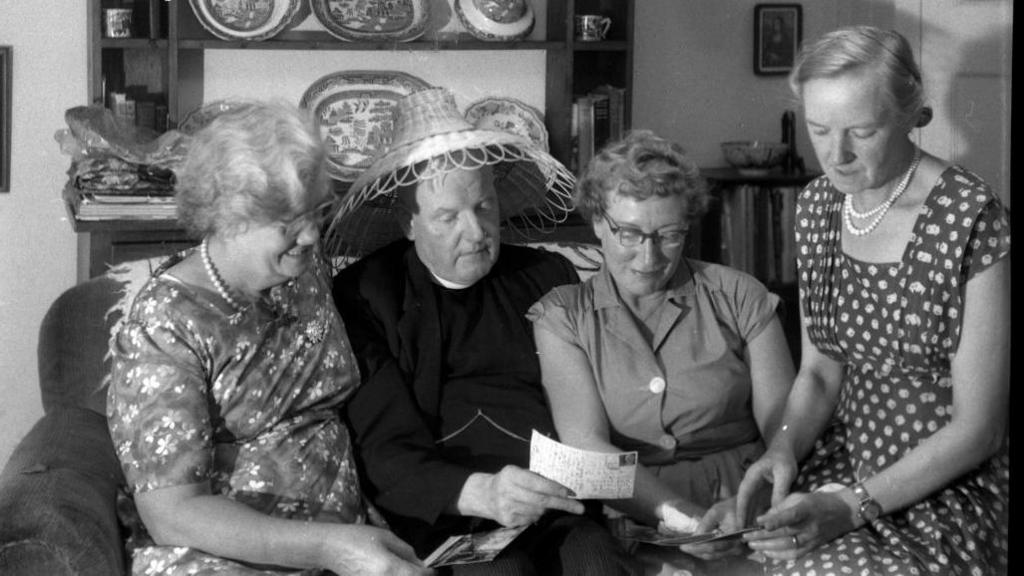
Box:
left=311, top=0, right=430, bottom=42
left=300, top=70, right=432, bottom=182
left=465, top=97, right=548, bottom=152
left=188, top=0, right=309, bottom=41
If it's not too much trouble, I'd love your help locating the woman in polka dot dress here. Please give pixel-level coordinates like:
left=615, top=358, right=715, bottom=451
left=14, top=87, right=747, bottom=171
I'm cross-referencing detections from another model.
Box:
left=736, top=26, right=1009, bottom=575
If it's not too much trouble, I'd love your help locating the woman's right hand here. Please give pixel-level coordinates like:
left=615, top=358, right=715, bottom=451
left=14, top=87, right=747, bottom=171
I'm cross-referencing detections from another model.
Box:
left=735, top=446, right=799, bottom=526
left=678, top=497, right=748, bottom=560
left=324, top=525, right=433, bottom=576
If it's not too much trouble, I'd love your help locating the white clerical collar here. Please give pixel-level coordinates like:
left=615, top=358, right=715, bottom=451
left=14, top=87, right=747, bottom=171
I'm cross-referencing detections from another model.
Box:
left=430, top=270, right=472, bottom=290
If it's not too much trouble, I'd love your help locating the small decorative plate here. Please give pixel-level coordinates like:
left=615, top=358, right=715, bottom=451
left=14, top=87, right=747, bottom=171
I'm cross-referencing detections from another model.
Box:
left=188, top=0, right=308, bottom=41
left=178, top=100, right=253, bottom=134
left=311, top=0, right=430, bottom=42
left=300, top=70, right=432, bottom=182
left=455, top=0, right=534, bottom=41
left=465, top=97, right=548, bottom=152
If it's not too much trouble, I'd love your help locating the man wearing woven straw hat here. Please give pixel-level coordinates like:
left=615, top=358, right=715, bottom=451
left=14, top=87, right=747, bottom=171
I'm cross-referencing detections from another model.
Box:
left=329, top=88, right=641, bottom=574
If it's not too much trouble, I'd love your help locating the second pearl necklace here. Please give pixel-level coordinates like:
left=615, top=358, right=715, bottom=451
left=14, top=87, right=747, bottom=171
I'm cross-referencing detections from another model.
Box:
left=843, top=146, right=922, bottom=237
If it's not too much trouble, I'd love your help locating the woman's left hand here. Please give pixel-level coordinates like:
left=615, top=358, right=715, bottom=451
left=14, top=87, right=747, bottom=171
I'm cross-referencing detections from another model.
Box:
left=678, top=497, right=747, bottom=561
left=742, top=491, right=856, bottom=560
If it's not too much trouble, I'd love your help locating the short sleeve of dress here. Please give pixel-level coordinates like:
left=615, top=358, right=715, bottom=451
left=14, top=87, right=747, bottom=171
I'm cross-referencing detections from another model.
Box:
left=527, top=284, right=585, bottom=348
left=107, top=280, right=214, bottom=495
left=718, top=267, right=781, bottom=344
left=963, top=196, right=1011, bottom=282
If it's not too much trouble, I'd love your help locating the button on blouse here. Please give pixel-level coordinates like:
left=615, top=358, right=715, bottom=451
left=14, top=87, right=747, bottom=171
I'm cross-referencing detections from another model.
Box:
left=658, top=434, right=678, bottom=450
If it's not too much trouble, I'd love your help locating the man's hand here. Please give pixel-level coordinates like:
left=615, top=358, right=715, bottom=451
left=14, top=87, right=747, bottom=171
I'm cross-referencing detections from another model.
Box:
left=456, top=465, right=585, bottom=526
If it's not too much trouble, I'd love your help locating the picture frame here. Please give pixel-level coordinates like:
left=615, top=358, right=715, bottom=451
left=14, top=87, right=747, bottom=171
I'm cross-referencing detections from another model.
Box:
left=1, top=46, right=11, bottom=192
left=754, top=4, right=802, bottom=76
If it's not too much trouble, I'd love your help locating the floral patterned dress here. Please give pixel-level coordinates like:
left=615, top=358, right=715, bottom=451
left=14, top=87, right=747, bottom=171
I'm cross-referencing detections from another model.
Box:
left=768, top=166, right=1011, bottom=576
left=107, top=251, right=368, bottom=575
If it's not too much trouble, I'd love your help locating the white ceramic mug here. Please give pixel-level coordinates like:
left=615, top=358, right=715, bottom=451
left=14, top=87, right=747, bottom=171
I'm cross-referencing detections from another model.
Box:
left=575, top=14, right=611, bottom=42
left=104, top=8, right=133, bottom=38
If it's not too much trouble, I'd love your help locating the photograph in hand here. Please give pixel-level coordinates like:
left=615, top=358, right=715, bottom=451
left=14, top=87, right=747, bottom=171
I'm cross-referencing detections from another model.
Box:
left=612, top=517, right=761, bottom=547
left=423, top=525, right=529, bottom=567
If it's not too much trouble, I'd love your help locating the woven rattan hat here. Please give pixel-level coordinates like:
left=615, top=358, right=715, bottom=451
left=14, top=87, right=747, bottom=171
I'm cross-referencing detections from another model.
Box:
left=324, top=87, right=574, bottom=259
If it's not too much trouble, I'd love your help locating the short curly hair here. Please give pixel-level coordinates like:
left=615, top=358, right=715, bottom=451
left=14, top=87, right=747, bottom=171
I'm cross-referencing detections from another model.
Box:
left=175, top=99, right=329, bottom=239
left=574, top=129, right=709, bottom=226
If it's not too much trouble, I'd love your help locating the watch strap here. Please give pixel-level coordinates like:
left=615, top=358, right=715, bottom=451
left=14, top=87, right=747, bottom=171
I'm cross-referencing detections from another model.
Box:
left=851, top=481, right=882, bottom=521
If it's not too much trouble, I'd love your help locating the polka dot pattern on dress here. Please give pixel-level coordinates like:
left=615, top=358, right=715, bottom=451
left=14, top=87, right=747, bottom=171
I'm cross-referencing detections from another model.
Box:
left=772, top=166, right=1009, bottom=576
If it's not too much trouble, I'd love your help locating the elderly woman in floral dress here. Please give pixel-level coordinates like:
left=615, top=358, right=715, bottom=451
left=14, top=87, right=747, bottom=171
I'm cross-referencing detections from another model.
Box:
left=107, top=100, right=430, bottom=576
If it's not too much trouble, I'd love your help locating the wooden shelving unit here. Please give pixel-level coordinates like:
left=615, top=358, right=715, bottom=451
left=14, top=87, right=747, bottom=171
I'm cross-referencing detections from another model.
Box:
left=75, top=0, right=634, bottom=277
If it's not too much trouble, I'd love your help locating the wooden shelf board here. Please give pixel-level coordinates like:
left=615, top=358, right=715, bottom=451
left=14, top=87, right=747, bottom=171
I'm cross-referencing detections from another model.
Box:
left=572, top=41, right=630, bottom=52
left=100, top=38, right=168, bottom=49
left=177, top=36, right=564, bottom=52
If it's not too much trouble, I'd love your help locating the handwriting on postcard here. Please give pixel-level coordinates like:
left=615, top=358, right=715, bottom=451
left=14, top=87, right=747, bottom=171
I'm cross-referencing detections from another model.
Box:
left=528, top=430, right=637, bottom=499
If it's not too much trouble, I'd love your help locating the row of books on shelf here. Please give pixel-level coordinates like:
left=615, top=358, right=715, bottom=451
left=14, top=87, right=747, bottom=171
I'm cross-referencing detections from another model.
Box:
left=65, top=182, right=177, bottom=221
left=570, top=85, right=627, bottom=173
left=715, top=185, right=800, bottom=286
left=109, top=88, right=168, bottom=133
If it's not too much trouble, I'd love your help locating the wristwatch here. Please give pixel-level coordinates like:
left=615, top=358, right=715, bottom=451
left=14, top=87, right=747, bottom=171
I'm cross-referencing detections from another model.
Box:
left=851, top=481, right=882, bottom=522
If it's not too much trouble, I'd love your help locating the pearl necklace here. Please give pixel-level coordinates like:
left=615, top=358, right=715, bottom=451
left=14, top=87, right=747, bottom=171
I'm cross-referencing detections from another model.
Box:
left=843, top=146, right=921, bottom=237
left=200, top=238, right=245, bottom=313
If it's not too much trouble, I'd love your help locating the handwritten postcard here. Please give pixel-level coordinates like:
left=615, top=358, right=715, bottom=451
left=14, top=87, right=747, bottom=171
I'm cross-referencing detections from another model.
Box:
left=528, top=430, right=637, bottom=499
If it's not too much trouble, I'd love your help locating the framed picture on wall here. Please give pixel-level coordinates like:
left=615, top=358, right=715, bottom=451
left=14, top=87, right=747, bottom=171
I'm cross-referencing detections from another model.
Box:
left=754, top=4, right=802, bottom=76
left=1, top=46, right=11, bottom=192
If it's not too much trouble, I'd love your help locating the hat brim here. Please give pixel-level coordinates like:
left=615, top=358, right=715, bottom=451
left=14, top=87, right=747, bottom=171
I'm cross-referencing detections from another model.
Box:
left=324, top=129, right=574, bottom=259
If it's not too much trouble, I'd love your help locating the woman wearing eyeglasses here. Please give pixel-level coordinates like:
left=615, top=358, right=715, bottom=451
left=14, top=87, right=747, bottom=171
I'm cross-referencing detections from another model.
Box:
left=529, top=130, right=795, bottom=571
left=106, top=100, right=429, bottom=576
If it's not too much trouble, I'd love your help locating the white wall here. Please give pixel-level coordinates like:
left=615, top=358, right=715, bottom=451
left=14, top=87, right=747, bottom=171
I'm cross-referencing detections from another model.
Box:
left=907, top=0, right=1013, bottom=206
left=0, top=1, right=85, bottom=467
left=203, top=50, right=547, bottom=114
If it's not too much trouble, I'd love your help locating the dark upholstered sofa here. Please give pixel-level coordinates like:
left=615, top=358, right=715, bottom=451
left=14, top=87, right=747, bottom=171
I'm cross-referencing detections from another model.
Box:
left=0, top=272, right=131, bottom=575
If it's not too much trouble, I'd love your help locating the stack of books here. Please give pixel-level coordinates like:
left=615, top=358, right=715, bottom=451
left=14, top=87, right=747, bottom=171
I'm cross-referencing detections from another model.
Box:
left=571, top=84, right=627, bottom=173
left=64, top=155, right=177, bottom=221
left=66, top=183, right=178, bottom=221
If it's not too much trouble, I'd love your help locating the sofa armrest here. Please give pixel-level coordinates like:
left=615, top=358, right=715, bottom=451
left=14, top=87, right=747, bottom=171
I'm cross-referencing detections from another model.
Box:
left=0, top=407, right=126, bottom=576
left=38, top=274, right=127, bottom=416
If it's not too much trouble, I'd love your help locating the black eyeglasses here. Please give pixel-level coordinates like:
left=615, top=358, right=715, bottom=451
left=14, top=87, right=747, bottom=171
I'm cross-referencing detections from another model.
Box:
left=601, top=213, right=687, bottom=249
